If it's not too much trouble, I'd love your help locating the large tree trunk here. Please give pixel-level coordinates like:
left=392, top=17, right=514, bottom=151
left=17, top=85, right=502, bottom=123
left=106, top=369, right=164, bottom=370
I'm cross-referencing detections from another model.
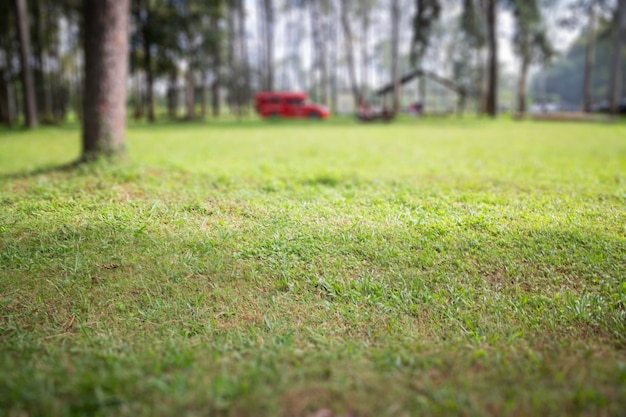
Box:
left=82, top=0, right=129, bottom=160
left=485, top=0, right=498, bottom=118
left=516, top=54, right=530, bottom=115
left=391, top=0, right=401, bottom=114
left=14, top=0, right=38, bottom=128
left=583, top=1, right=597, bottom=113
left=340, top=0, right=361, bottom=108
left=608, top=0, right=626, bottom=115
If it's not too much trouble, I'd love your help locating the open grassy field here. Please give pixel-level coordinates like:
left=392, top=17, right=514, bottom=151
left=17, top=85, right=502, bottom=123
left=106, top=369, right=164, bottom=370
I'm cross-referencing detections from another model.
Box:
left=1, top=117, right=625, bottom=416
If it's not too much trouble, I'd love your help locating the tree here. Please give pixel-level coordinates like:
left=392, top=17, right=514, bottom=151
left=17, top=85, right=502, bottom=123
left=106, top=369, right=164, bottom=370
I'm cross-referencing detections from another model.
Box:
left=530, top=18, right=625, bottom=106
left=411, top=0, right=441, bottom=65
left=14, top=0, right=38, bottom=128
left=391, top=0, right=400, bottom=113
left=608, top=0, right=626, bottom=114
left=260, top=0, right=274, bottom=91
left=485, top=0, right=498, bottom=117
left=82, top=0, right=130, bottom=160
left=507, top=0, right=552, bottom=115
left=460, top=0, right=487, bottom=113
left=583, top=1, right=598, bottom=112
left=340, top=0, right=362, bottom=108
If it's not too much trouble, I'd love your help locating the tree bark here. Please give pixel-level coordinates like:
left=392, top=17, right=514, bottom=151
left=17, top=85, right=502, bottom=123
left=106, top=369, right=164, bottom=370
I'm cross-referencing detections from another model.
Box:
left=200, top=81, right=207, bottom=118
left=263, top=0, right=274, bottom=91
left=33, top=0, right=51, bottom=120
left=238, top=0, right=250, bottom=115
left=340, top=0, right=362, bottom=108
left=133, top=73, right=144, bottom=120
left=391, top=0, right=401, bottom=114
left=517, top=55, right=530, bottom=115
left=210, top=9, right=221, bottom=117
left=186, top=70, right=195, bottom=120
left=485, top=0, right=498, bottom=118
left=361, top=5, right=370, bottom=101
left=14, top=0, right=38, bottom=128
left=583, top=1, right=597, bottom=113
left=310, top=1, right=328, bottom=105
left=608, top=0, right=626, bottom=114
left=0, top=72, right=15, bottom=126
left=168, top=71, right=177, bottom=119
left=82, top=0, right=129, bottom=159
left=143, top=5, right=155, bottom=122
left=227, top=5, right=237, bottom=115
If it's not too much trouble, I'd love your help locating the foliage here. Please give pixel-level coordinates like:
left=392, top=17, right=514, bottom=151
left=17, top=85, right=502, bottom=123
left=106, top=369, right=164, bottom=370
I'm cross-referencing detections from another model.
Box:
left=531, top=18, right=626, bottom=105
left=1, top=119, right=625, bottom=416
left=410, top=0, right=442, bottom=65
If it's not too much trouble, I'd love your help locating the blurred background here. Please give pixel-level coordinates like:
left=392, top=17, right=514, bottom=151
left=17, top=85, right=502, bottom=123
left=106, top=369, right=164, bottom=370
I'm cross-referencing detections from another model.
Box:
left=1, top=0, right=625, bottom=128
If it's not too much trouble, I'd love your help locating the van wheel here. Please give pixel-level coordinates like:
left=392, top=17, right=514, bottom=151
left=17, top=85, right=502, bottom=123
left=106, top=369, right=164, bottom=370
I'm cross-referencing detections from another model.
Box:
left=270, top=112, right=280, bottom=120
left=308, top=112, right=321, bottom=120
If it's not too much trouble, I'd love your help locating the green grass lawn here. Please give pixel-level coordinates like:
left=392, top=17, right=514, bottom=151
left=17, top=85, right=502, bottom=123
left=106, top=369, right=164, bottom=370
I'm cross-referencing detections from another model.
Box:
left=1, top=117, right=625, bottom=416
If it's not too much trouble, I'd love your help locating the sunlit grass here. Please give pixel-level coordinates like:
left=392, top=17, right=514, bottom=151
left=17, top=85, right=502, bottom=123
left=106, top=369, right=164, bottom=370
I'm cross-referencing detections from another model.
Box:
left=1, top=117, right=625, bottom=416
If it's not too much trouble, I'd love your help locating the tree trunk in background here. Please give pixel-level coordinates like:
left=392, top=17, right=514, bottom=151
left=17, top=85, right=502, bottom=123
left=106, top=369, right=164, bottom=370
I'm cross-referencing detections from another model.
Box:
left=82, top=0, right=129, bottom=160
left=311, top=2, right=328, bottom=105
left=210, top=9, right=221, bottom=117
left=227, top=6, right=237, bottom=115
left=200, top=82, right=207, bottom=118
left=582, top=1, right=597, bottom=113
left=133, top=73, right=144, bottom=120
left=186, top=70, right=195, bottom=120
left=361, top=6, right=370, bottom=101
left=212, top=80, right=220, bottom=118
left=485, top=0, right=498, bottom=117
left=256, top=0, right=267, bottom=91
left=238, top=1, right=249, bottom=115
left=33, top=0, right=51, bottom=120
left=15, top=0, right=38, bottom=128
left=608, top=0, right=626, bottom=114
left=419, top=75, right=426, bottom=112
left=330, top=5, right=339, bottom=113
left=72, top=54, right=83, bottom=123
left=517, top=54, right=530, bottom=115
left=340, top=0, right=361, bottom=108
left=0, top=73, right=15, bottom=126
left=168, top=72, right=177, bottom=119
left=143, top=6, right=155, bottom=123
left=262, top=0, right=274, bottom=91
left=46, top=0, right=60, bottom=122
left=391, top=0, right=401, bottom=113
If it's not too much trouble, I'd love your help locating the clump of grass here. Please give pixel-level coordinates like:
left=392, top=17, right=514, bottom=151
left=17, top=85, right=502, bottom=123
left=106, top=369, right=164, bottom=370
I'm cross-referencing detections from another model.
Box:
left=1, top=118, right=625, bottom=416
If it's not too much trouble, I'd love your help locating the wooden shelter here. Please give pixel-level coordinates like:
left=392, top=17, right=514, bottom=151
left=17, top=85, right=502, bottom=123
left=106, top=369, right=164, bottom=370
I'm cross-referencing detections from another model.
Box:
left=375, top=69, right=467, bottom=117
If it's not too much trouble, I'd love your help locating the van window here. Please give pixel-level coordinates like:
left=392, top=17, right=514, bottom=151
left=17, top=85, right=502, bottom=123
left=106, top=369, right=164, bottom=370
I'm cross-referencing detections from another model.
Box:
left=286, top=98, right=304, bottom=106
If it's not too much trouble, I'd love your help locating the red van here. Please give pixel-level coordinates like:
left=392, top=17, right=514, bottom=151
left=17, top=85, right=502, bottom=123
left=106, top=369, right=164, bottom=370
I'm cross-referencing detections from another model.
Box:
left=255, top=92, right=330, bottom=119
